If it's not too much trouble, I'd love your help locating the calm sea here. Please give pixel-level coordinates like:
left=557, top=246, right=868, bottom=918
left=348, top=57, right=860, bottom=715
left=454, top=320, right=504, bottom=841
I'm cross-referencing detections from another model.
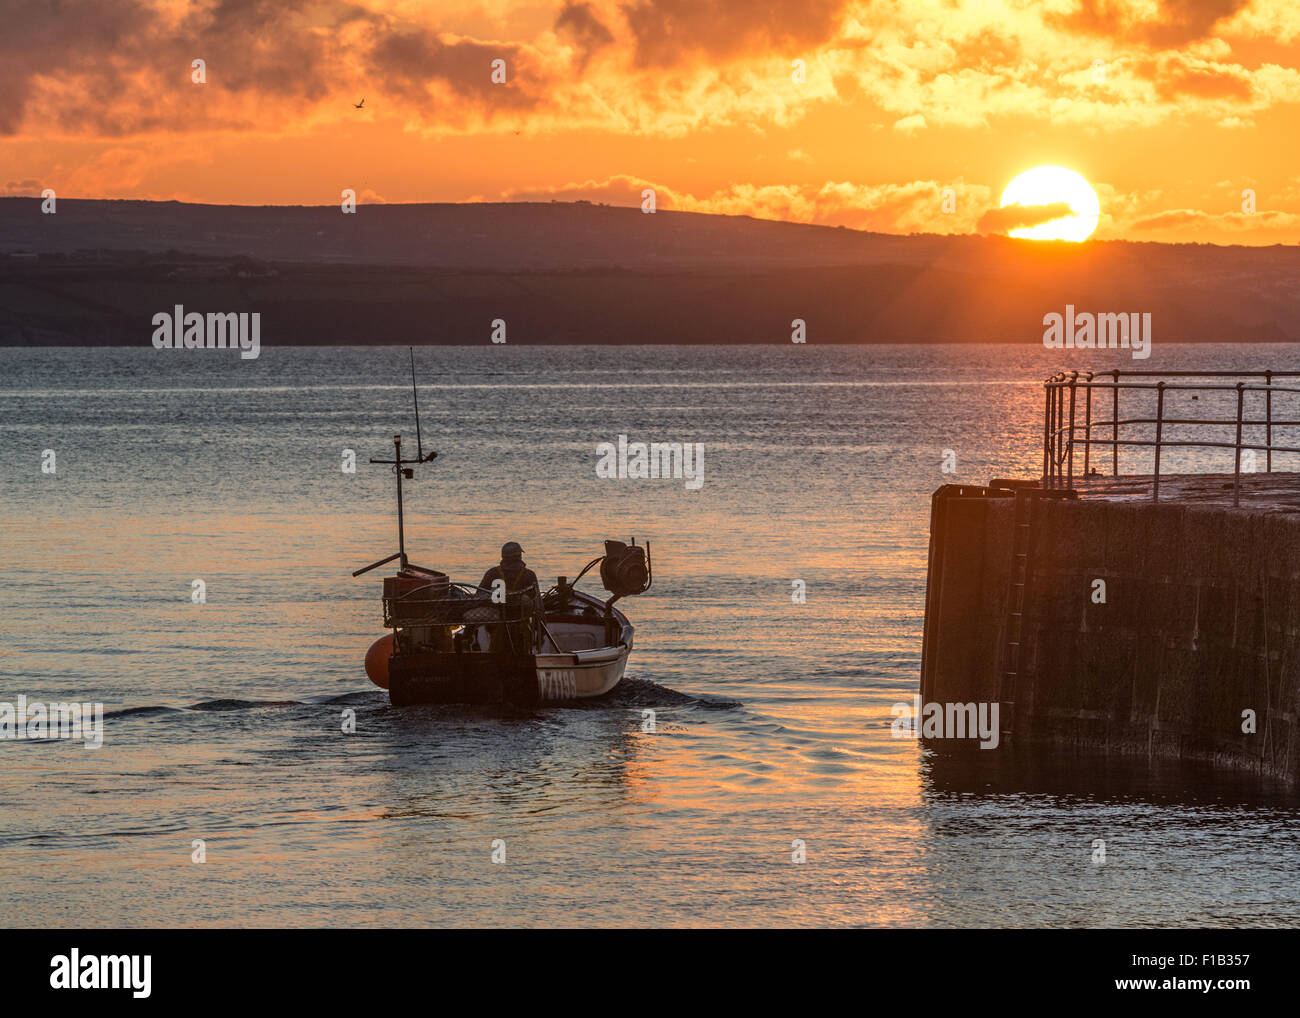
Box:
left=2, top=343, right=1299, bottom=927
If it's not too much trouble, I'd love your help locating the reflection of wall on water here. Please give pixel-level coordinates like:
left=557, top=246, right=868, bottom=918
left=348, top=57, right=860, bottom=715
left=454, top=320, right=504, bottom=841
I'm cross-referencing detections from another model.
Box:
left=921, top=741, right=1300, bottom=805
left=915, top=743, right=1300, bottom=927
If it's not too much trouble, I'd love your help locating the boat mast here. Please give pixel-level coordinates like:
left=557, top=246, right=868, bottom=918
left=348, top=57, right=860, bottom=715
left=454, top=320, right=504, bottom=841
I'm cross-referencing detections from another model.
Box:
left=394, top=435, right=407, bottom=569
left=351, top=350, right=438, bottom=579
left=354, top=433, right=418, bottom=573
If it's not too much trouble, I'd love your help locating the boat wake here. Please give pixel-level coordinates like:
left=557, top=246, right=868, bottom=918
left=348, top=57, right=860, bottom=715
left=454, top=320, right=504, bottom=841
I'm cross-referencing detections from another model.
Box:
left=569, top=677, right=739, bottom=710
left=187, top=698, right=306, bottom=712
left=92, top=679, right=735, bottom=724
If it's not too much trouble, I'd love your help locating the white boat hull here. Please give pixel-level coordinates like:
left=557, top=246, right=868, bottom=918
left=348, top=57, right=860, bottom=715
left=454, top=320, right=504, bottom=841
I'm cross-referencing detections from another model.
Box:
left=535, top=645, right=631, bottom=702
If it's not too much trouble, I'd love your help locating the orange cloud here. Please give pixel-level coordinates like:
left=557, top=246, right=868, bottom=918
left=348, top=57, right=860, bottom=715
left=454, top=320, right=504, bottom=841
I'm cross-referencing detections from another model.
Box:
left=1130, top=207, right=1300, bottom=239
left=495, top=174, right=992, bottom=233
left=2, top=179, right=42, bottom=196
left=619, top=0, right=849, bottom=68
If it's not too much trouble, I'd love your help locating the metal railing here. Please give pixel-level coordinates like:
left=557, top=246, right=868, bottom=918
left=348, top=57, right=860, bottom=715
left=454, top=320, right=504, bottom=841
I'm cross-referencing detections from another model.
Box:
left=1043, top=370, right=1300, bottom=504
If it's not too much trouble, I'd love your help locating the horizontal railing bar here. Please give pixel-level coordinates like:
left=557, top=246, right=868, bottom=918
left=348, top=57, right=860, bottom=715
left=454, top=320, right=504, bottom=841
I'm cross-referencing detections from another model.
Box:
left=1047, top=381, right=1300, bottom=395
left=1065, top=438, right=1300, bottom=453
left=1056, top=423, right=1300, bottom=436
left=1067, top=418, right=1300, bottom=429
left=1048, top=370, right=1300, bottom=378
left=1052, top=423, right=1300, bottom=450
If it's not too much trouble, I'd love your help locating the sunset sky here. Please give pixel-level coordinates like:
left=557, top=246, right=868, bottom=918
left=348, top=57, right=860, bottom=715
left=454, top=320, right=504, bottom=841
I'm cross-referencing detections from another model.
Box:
left=4, top=0, right=1300, bottom=244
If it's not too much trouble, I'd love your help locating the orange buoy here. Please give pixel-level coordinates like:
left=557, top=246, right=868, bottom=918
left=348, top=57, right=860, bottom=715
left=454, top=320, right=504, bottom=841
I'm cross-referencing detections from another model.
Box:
left=365, top=633, right=393, bottom=689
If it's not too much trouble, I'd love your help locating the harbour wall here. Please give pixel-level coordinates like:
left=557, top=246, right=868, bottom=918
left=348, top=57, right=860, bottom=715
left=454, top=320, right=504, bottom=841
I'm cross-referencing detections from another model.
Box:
left=920, top=482, right=1300, bottom=780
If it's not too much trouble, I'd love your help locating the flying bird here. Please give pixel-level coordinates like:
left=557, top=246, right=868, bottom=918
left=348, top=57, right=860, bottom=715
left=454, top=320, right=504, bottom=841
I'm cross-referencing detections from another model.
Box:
left=354, top=98, right=365, bottom=109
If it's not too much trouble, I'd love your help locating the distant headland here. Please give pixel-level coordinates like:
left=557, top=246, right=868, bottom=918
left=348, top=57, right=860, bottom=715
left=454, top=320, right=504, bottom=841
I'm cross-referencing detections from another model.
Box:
left=2, top=198, right=1297, bottom=346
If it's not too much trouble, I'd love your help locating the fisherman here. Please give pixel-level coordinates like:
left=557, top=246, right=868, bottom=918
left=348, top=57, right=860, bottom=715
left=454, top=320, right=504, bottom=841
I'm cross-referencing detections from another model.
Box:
left=477, top=542, right=540, bottom=653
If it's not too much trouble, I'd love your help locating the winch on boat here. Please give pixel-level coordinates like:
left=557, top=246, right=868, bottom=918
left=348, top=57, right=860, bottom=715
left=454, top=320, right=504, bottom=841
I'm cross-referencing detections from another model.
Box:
left=353, top=351, right=655, bottom=707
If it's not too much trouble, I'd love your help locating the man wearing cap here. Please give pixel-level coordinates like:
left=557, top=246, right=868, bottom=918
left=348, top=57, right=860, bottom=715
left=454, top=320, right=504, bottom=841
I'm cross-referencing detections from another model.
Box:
left=477, top=542, right=540, bottom=653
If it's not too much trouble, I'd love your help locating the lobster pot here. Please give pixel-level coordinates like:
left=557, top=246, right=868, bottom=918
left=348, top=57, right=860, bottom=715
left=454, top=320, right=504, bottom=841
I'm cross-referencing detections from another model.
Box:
left=383, top=569, right=451, bottom=625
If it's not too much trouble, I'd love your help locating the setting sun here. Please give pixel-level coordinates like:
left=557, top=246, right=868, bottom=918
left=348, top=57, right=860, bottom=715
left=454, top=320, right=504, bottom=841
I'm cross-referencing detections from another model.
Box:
left=999, top=166, right=1101, bottom=242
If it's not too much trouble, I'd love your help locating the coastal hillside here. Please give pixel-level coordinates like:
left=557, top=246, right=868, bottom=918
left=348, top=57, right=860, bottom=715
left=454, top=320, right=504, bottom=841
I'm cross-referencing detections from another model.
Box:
left=2, top=198, right=1297, bottom=344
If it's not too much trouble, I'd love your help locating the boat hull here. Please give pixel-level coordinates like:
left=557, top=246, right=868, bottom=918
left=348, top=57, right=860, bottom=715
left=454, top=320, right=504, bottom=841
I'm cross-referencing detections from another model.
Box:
left=388, top=645, right=630, bottom=707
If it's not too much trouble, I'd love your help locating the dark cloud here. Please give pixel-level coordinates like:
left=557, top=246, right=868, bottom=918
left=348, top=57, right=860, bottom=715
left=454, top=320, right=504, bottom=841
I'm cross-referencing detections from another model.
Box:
left=0, top=0, right=373, bottom=135
left=556, top=2, right=615, bottom=70
left=619, top=0, right=848, bottom=68
left=0, top=0, right=550, bottom=136
left=1143, top=0, right=1251, bottom=47
left=1047, top=0, right=1250, bottom=46
left=977, top=202, right=1076, bottom=234
left=0, top=0, right=151, bottom=134
left=176, top=0, right=371, bottom=100
left=365, top=24, right=545, bottom=111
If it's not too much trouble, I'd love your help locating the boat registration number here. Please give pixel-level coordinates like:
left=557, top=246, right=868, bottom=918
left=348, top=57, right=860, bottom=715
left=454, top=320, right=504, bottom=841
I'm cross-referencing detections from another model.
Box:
left=539, top=668, right=577, bottom=700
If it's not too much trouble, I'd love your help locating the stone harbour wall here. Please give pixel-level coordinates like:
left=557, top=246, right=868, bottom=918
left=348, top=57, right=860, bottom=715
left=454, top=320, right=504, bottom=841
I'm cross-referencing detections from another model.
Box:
left=920, top=484, right=1300, bottom=780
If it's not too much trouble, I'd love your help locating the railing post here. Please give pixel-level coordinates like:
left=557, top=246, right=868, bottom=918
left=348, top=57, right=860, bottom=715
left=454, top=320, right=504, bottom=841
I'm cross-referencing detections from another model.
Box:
left=1111, top=369, right=1120, bottom=477
left=1234, top=381, right=1245, bottom=508
left=1041, top=382, right=1052, bottom=486
left=1056, top=374, right=1064, bottom=484
left=1067, top=372, right=1078, bottom=488
left=1265, top=370, right=1273, bottom=473
left=1153, top=381, right=1165, bottom=502
left=1048, top=375, right=1060, bottom=487
left=1083, top=371, right=1093, bottom=477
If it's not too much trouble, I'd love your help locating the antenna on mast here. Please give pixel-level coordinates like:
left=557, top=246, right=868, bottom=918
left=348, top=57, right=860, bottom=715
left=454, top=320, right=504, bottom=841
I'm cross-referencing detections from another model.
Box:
left=409, top=346, right=424, bottom=462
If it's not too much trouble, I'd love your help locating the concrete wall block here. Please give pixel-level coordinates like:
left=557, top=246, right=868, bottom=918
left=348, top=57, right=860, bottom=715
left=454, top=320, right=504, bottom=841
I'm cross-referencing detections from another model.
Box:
left=1035, top=567, right=1079, bottom=626
left=1199, top=582, right=1237, bottom=644
left=1202, top=643, right=1248, bottom=729
left=1156, top=645, right=1211, bottom=725
left=1105, top=504, right=1146, bottom=569
left=1079, top=632, right=1136, bottom=713
left=1184, top=511, right=1232, bottom=579
left=1260, top=515, right=1299, bottom=578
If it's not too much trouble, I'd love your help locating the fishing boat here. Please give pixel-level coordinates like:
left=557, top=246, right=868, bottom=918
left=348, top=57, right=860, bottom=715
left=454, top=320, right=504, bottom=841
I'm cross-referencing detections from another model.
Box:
left=354, top=354, right=653, bottom=707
